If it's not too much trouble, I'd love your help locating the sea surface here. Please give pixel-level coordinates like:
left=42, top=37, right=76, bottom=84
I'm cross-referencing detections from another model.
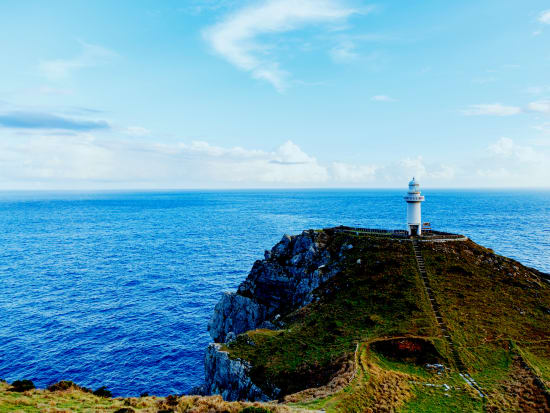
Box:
left=0, top=189, right=549, bottom=396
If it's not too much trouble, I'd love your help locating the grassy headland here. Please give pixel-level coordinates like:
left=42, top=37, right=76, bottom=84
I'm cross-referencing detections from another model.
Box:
left=224, top=230, right=550, bottom=412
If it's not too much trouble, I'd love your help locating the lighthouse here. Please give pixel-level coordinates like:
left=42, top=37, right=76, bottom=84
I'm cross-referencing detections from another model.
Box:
left=404, top=177, right=425, bottom=236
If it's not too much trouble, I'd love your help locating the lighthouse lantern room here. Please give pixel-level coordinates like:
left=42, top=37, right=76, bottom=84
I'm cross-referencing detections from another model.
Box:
left=404, top=177, right=425, bottom=236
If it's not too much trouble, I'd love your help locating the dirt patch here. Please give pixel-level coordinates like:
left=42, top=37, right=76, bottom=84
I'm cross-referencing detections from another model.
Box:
left=371, top=338, right=443, bottom=366
left=487, top=356, right=550, bottom=412
left=284, top=348, right=356, bottom=403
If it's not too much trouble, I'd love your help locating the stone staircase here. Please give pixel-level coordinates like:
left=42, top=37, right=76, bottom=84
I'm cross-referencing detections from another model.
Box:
left=412, top=239, right=485, bottom=398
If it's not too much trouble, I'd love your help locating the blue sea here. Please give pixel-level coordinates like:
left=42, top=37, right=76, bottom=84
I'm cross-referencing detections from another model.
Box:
left=0, top=190, right=549, bottom=396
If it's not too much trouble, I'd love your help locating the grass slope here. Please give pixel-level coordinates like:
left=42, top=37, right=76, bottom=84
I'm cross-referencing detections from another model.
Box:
left=225, top=230, right=550, bottom=412
left=226, top=232, right=437, bottom=396
left=0, top=380, right=290, bottom=413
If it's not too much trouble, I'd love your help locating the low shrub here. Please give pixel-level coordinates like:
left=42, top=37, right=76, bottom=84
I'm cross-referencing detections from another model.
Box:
left=92, top=386, right=112, bottom=398
left=165, top=394, right=179, bottom=406
left=240, top=407, right=271, bottom=413
left=9, top=380, right=35, bottom=392
left=47, top=380, right=88, bottom=392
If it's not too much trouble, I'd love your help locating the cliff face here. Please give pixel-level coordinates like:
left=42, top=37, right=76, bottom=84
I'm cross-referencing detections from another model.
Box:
left=204, top=230, right=346, bottom=400
left=207, top=230, right=342, bottom=343
left=203, top=343, right=277, bottom=402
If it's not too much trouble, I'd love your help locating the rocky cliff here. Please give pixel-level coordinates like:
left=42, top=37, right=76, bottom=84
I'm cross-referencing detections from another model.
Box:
left=207, top=230, right=344, bottom=343
left=203, top=343, right=276, bottom=402
left=204, top=229, right=347, bottom=400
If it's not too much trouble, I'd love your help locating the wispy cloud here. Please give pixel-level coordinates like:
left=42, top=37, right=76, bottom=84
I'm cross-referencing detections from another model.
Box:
left=527, top=100, right=550, bottom=114
left=37, top=86, right=74, bottom=95
left=476, top=137, right=550, bottom=184
left=39, top=41, right=117, bottom=80
left=0, top=111, right=110, bottom=131
left=525, top=85, right=550, bottom=95
left=533, top=122, right=550, bottom=134
left=371, top=95, right=396, bottom=102
left=462, top=103, right=522, bottom=116
left=463, top=100, right=550, bottom=117
left=123, top=126, right=151, bottom=137
left=331, top=162, right=376, bottom=182
left=330, top=40, right=358, bottom=62
left=538, top=9, right=550, bottom=24
left=203, top=0, right=359, bottom=91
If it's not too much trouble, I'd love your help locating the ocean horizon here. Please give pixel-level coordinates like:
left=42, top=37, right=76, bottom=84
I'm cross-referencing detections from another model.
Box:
left=1, top=189, right=549, bottom=396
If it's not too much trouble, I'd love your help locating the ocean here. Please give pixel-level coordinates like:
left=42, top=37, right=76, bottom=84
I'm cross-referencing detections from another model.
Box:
left=0, top=189, right=548, bottom=396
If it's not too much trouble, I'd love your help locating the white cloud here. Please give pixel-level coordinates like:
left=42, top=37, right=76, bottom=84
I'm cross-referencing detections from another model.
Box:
left=538, top=9, right=550, bottom=24
left=331, top=162, right=376, bottom=182
left=371, top=95, right=395, bottom=102
left=1, top=134, right=114, bottom=181
left=2, top=134, right=463, bottom=189
left=488, top=137, right=543, bottom=162
left=525, top=85, right=550, bottom=95
left=272, top=140, right=316, bottom=164
left=533, top=122, right=550, bottom=134
left=527, top=100, right=550, bottom=114
left=39, top=41, right=117, bottom=80
left=2, top=132, right=547, bottom=189
left=0, top=136, right=334, bottom=187
left=462, top=103, right=522, bottom=116
left=124, top=126, right=151, bottom=137
left=330, top=40, right=358, bottom=62
left=399, top=156, right=427, bottom=179
left=476, top=137, right=550, bottom=185
left=183, top=140, right=267, bottom=159
left=374, top=156, right=456, bottom=185
left=38, top=86, right=73, bottom=95
left=203, top=0, right=357, bottom=91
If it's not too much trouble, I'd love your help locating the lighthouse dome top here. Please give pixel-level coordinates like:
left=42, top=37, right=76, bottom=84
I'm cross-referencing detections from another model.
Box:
left=408, top=177, right=421, bottom=192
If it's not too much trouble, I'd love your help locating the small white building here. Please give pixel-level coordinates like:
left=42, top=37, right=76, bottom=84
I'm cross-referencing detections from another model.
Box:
left=404, top=177, right=425, bottom=236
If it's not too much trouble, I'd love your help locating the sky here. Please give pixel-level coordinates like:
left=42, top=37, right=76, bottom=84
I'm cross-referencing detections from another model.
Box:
left=1, top=0, right=550, bottom=189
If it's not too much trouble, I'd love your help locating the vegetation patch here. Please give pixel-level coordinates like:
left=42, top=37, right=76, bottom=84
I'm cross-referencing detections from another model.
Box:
left=0, top=381, right=292, bottom=413
left=371, top=338, right=443, bottom=367
left=226, top=232, right=436, bottom=397
left=8, top=379, right=35, bottom=392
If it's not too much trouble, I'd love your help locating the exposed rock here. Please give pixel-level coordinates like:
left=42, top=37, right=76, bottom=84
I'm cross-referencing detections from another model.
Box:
left=225, top=332, right=237, bottom=344
left=208, top=230, right=341, bottom=344
left=208, top=293, right=265, bottom=343
left=204, top=343, right=279, bottom=402
left=205, top=229, right=345, bottom=401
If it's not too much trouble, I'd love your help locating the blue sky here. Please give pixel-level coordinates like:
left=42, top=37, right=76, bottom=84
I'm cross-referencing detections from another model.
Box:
left=1, top=0, right=550, bottom=189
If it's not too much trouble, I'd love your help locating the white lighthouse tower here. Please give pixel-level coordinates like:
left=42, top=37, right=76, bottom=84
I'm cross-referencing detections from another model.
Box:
left=404, top=177, right=425, bottom=236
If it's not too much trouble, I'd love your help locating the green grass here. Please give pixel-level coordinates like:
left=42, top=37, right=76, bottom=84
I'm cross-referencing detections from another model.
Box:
left=0, top=381, right=291, bottom=413
left=421, top=240, right=550, bottom=382
left=227, top=231, right=550, bottom=411
left=370, top=349, right=434, bottom=379
left=226, top=233, right=437, bottom=395
left=399, top=384, right=484, bottom=413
